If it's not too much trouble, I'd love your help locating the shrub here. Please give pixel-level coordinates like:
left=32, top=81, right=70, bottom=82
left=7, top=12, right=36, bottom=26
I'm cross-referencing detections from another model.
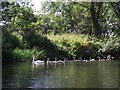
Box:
left=12, top=48, right=46, bottom=62
left=2, top=30, right=20, bottom=50
left=2, top=30, right=21, bottom=62
left=98, top=35, right=120, bottom=59
left=47, top=33, right=99, bottom=59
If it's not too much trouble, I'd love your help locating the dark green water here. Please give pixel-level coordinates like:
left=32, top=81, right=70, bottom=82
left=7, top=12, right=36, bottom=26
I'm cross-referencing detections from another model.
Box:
left=2, top=61, right=118, bottom=88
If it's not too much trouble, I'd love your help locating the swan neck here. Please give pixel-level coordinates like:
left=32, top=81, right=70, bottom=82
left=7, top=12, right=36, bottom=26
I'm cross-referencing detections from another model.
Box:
left=32, top=56, right=35, bottom=63
left=47, top=58, right=49, bottom=63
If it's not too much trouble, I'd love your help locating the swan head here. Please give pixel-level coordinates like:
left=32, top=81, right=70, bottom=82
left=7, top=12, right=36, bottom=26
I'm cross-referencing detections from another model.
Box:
left=55, top=57, right=57, bottom=61
left=73, top=57, right=75, bottom=60
left=64, top=58, right=67, bottom=62
left=79, top=57, right=82, bottom=60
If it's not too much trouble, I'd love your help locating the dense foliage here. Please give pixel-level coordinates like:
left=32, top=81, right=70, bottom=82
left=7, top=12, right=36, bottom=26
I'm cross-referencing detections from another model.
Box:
left=2, top=1, right=120, bottom=62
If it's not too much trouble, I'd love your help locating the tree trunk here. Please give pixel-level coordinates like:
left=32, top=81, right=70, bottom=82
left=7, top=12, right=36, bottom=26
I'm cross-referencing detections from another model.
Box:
left=90, top=2, right=102, bottom=37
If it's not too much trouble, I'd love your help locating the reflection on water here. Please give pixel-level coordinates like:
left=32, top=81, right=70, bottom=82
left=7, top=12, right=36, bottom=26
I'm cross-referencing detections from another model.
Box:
left=2, top=61, right=118, bottom=88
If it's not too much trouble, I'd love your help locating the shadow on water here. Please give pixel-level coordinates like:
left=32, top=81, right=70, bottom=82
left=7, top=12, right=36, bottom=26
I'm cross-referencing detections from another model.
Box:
left=2, top=61, right=118, bottom=88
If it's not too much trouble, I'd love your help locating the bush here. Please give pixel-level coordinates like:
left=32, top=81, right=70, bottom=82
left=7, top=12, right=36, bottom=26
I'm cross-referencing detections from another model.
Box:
left=98, top=35, right=120, bottom=59
left=2, top=30, right=21, bottom=62
left=3, top=30, right=101, bottom=62
left=12, top=48, right=46, bottom=62
left=2, top=30, right=20, bottom=50
left=47, top=33, right=99, bottom=59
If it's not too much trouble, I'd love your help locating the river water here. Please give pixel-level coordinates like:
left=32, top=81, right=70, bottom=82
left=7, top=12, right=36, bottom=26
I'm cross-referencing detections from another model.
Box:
left=2, top=60, right=118, bottom=88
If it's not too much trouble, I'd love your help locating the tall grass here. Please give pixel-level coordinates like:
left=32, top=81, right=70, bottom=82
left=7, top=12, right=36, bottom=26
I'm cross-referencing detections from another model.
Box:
left=12, top=48, right=46, bottom=62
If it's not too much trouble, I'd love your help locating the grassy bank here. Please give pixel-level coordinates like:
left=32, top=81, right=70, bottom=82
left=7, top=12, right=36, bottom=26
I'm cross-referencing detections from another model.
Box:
left=3, top=31, right=120, bottom=62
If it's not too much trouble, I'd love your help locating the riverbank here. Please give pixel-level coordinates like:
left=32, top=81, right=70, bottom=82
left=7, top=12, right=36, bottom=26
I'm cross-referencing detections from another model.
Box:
left=3, top=32, right=120, bottom=63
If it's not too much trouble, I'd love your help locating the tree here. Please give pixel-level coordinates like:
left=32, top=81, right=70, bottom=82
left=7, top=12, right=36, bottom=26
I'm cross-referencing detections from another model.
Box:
left=110, top=2, right=120, bottom=20
left=41, top=2, right=93, bottom=34
left=110, top=2, right=120, bottom=35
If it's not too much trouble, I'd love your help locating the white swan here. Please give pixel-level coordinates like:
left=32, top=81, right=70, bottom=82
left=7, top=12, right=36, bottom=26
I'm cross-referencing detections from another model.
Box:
left=82, top=60, right=88, bottom=62
left=89, top=57, right=96, bottom=62
left=107, top=55, right=111, bottom=61
left=47, top=57, right=66, bottom=64
left=57, top=58, right=66, bottom=63
left=73, top=57, right=82, bottom=62
left=98, top=57, right=106, bottom=61
left=47, top=58, right=57, bottom=64
left=32, top=55, right=44, bottom=65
